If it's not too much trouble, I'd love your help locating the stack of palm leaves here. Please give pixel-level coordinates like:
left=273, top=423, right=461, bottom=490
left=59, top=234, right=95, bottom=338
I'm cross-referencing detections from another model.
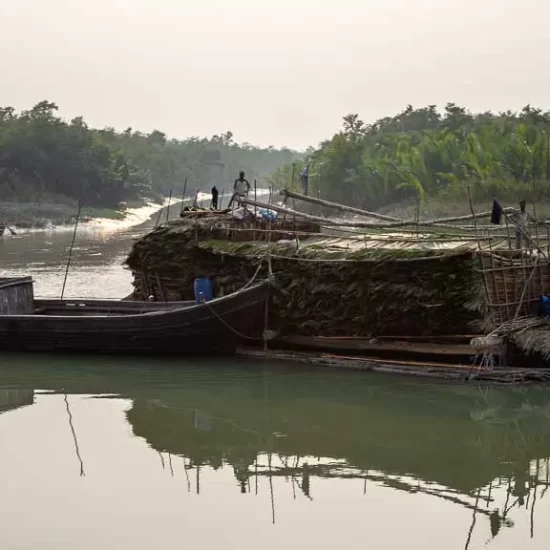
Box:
left=126, top=217, right=487, bottom=336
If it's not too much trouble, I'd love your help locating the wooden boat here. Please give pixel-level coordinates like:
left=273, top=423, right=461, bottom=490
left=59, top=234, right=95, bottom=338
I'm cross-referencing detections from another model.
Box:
left=0, top=277, right=270, bottom=355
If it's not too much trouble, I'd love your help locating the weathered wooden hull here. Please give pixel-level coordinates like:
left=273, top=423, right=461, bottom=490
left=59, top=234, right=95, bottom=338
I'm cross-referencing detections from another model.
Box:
left=0, top=281, right=269, bottom=355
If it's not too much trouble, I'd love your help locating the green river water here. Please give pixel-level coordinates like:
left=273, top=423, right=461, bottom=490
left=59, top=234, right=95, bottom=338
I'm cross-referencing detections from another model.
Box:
left=1, top=212, right=550, bottom=549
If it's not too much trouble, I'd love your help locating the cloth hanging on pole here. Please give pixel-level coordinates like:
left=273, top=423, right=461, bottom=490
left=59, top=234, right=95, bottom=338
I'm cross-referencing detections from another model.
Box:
left=490, top=199, right=502, bottom=225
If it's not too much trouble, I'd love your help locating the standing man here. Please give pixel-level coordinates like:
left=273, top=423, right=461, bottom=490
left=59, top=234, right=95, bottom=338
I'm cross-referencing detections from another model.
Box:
left=300, top=164, right=310, bottom=196
left=211, top=185, right=219, bottom=210
left=228, top=171, right=251, bottom=208
left=512, top=200, right=531, bottom=250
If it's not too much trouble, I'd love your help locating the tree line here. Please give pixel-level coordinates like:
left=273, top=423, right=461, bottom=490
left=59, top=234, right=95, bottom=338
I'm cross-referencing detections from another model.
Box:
left=278, top=104, right=550, bottom=210
left=0, top=101, right=300, bottom=209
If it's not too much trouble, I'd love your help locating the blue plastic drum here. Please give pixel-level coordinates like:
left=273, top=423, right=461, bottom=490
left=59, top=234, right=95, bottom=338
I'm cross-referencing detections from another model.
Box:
left=540, top=295, right=550, bottom=317
left=194, top=277, right=213, bottom=304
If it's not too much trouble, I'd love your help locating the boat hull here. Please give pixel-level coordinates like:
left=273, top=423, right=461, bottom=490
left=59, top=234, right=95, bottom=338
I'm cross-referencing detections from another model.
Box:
left=0, top=281, right=269, bottom=355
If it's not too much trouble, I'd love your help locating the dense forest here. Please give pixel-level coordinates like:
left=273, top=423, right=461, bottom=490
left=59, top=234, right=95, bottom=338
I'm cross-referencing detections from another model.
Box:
left=4, top=100, right=550, bottom=217
left=278, top=104, right=550, bottom=212
left=0, top=101, right=300, bottom=210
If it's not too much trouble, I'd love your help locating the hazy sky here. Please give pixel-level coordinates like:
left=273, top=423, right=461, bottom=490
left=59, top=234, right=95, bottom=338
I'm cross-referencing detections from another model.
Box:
left=1, top=0, right=549, bottom=149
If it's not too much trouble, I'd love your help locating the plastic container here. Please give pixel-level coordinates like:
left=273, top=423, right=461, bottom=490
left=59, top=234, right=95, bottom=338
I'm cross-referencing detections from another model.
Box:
left=194, top=277, right=213, bottom=304
left=540, top=295, right=550, bottom=317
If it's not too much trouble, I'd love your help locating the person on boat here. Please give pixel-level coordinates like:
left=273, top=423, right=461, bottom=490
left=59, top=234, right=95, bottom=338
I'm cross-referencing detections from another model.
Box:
left=300, top=164, right=310, bottom=196
left=228, top=172, right=250, bottom=208
left=211, top=186, right=219, bottom=210
left=512, top=200, right=532, bottom=250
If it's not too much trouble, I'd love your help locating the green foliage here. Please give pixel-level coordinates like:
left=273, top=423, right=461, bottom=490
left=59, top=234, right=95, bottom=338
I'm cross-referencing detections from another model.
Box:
left=0, top=102, right=134, bottom=208
left=0, top=102, right=301, bottom=209
left=301, top=104, right=550, bottom=209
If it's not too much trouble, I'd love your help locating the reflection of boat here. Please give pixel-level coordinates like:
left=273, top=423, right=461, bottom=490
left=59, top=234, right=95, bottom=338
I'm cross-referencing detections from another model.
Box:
left=126, top=377, right=550, bottom=493
left=2, top=357, right=550, bottom=542
left=0, top=388, right=34, bottom=414
left=0, top=277, right=269, bottom=354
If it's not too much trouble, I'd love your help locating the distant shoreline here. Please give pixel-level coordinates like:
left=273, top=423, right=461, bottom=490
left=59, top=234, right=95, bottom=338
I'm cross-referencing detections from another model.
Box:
left=0, top=198, right=167, bottom=231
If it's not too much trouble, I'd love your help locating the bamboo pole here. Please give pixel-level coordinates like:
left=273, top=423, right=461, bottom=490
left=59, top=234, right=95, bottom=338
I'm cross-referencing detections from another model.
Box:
left=281, top=189, right=400, bottom=222
left=156, top=274, right=167, bottom=302
left=281, top=188, right=519, bottom=226
left=486, top=230, right=505, bottom=323
left=479, top=263, right=548, bottom=274
left=504, top=214, right=518, bottom=311
left=253, top=179, right=257, bottom=240
left=467, top=187, right=492, bottom=327
left=532, top=198, right=546, bottom=299
left=241, top=197, right=505, bottom=232
left=290, top=164, right=296, bottom=230
left=154, top=204, right=163, bottom=227
left=180, top=177, right=188, bottom=214
left=165, top=190, right=172, bottom=223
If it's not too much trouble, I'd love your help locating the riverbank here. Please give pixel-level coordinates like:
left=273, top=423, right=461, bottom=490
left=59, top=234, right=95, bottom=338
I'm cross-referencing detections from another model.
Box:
left=0, top=198, right=170, bottom=230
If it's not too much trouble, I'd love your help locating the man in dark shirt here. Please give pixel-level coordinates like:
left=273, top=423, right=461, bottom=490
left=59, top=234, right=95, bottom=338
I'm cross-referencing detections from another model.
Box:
left=211, top=186, right=219, bottom=209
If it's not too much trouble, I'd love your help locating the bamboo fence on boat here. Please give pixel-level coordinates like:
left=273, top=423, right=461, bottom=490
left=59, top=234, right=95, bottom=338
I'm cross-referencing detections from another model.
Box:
left=274, top=191, right=550, bottom=331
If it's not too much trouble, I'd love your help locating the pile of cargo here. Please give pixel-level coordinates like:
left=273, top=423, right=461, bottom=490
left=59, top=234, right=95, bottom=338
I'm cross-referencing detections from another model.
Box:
left=126, top=215, right=486, bottom=337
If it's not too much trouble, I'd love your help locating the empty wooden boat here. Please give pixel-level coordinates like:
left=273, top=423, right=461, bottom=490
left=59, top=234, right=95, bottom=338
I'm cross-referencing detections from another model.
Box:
left=0, top=277, right=269, bottom=355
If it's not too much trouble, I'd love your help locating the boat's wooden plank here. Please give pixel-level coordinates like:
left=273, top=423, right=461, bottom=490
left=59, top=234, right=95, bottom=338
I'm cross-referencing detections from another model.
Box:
left=276, top=335, right=476, bottom=356
left=34, top=299, right=194, bottom=313
left=238, top=348, right=549, bottom=383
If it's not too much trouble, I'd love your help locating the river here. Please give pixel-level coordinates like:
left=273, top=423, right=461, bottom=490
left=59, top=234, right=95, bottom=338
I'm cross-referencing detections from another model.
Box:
left=1, top=205, right=550, bottom=549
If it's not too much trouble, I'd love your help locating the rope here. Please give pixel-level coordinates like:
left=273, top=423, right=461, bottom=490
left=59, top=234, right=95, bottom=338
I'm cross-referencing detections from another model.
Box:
left=63, top=392, right=85, bottom=477
left=238, top=250, right=471, bottom=264
left=241, top=259, right=264, bottom=290
left=61, top=199, right=83, bottom=299
left=201, top=255, right=273, bottom=341
left=203, top=299, right=266, bottom=341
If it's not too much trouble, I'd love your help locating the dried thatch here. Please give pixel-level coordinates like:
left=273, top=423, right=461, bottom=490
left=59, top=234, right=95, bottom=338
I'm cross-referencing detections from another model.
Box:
left=503, top=317, right=550, bottom=361
left=126, top=216, right=488, bottom=338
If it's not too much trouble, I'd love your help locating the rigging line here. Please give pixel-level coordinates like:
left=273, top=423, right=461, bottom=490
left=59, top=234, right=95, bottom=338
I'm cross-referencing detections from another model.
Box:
left=183, top=458, right=191, bottom=492
left=464, top=488, right=482, bottom=550
left=268, top=452, right=276, bottom=525
left=168, top=453, right=174, bottom=477
left=63, top=392, right=85, bottom=477
left=203, top=299, right=265, bottom=341
left=60, top=199, right=83, bottom=300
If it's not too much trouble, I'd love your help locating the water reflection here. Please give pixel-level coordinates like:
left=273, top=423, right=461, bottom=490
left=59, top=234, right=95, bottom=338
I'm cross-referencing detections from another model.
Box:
left=1, top=355, right=550, bottom=548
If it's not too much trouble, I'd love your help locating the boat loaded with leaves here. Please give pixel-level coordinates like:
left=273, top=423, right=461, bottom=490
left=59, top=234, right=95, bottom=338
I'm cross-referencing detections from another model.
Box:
left=125, top=192, right=550, bottom=379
